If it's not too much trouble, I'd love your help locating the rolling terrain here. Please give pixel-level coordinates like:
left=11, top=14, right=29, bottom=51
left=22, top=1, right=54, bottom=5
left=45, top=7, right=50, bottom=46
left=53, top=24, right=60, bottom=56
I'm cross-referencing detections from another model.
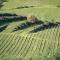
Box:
left=0, top=0, right=60, bottom=60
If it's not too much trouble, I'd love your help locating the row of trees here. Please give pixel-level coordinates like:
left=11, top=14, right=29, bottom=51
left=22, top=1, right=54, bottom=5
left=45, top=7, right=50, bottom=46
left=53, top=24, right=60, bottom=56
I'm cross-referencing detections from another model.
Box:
left=0, top=0, right=7, bottom=9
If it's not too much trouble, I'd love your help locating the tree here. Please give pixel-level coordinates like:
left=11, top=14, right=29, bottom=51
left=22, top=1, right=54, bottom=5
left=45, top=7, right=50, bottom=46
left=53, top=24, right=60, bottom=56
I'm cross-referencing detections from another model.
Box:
left=0, top=0, right=7, bottom=9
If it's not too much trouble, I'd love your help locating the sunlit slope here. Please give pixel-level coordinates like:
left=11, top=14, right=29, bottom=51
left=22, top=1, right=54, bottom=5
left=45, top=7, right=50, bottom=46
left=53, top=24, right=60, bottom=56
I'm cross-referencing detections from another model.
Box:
left=1, top=0, right=60, bottom=10
left=0, top=25, right=60, bottom=60
left=0, top=7, right=60, bottom=21
left=0, top=0, right=60, bottom=60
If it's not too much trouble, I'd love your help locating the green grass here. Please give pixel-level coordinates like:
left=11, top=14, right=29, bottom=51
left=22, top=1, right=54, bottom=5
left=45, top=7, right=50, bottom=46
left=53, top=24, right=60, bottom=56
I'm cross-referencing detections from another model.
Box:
left=1, top=0, right=60, bottom=10
left=0, top=0, right=60, bottom=60
left=0, top=26, right=60, bottom=60
left=0, top=7, right=60, bottom=20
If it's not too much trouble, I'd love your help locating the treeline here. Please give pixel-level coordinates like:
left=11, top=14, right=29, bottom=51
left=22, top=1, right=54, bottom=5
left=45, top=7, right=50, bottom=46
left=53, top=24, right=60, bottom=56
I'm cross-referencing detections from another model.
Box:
left=0, top=13, right=27, bottom=23
left=0, top=0, right=7, bottom=9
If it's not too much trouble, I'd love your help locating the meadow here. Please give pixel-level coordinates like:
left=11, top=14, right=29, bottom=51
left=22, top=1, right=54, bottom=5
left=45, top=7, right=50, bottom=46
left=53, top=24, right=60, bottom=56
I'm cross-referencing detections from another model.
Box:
left=0, top=0, right=60, bottom=60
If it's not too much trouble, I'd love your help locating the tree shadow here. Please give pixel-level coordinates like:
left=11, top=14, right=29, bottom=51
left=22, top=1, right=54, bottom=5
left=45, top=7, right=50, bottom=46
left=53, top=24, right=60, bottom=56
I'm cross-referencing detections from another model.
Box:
left=30, top=22, right=60, bottom=33
left=0, top=0, right=7, bottom=9
left=0, top=0, right=7, bottom=2
left=0, top=13, right=27, bottom=23
left=13, top=22, right=32, bottom=32
left=15, top=6, right=35, bottom=9
left=0, top=13, right=17, bottom=16
left=55, top=55, right=60, bottom=60
left=0, top=4, right=4, bottom=9
left=55, top=52, right=60, bottom=60
left=5, top=6, right=35, bottom=10
left=56, top=5, right=60, bottom=8
left=0, top=24, right=8, bottom=32
left=13, top=20, right=44, bottom=32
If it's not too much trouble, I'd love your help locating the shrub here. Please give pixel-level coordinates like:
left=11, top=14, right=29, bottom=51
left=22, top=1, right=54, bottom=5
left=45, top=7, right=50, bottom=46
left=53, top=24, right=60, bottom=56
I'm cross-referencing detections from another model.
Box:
left=27, top=15, right=39, bottom=24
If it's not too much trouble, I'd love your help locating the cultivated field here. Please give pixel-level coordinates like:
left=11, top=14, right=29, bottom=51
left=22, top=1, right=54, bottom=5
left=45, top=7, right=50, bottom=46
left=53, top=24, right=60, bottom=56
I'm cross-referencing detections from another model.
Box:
left=0, top=0, right=60, bottom=60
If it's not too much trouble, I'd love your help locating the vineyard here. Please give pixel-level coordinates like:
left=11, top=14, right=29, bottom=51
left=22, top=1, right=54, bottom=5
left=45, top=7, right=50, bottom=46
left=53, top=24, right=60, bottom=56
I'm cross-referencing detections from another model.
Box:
left=0, top=0, right=60, bottom=60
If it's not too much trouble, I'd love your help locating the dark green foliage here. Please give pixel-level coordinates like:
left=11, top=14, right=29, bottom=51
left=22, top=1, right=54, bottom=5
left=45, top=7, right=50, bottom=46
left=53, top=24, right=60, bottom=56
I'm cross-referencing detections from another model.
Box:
left=0, top=3, right=3, bottom=9
left=0, top=0, right=7, bottom=9
left=55, top=53, right=60, bottom=60
left=30, top=22, right=60, bottom=33
left=0, top=13, right=27, bottom=23
left=57, top=5, right=60, bottom=7
left=13, top=20, right=44, bottom=32
left=0, top=13, right=17, bottom=16
left=0, top=24, right=8, bottom=32
left=15, top=6, right=35, bottom=9
left=13, top=22, right=32, bottom=31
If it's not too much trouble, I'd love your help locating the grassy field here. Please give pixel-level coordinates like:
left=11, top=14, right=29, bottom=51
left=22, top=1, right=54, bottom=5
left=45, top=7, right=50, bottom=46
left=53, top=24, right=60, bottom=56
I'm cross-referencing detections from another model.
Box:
left=0, top=0, right=60, bottom=60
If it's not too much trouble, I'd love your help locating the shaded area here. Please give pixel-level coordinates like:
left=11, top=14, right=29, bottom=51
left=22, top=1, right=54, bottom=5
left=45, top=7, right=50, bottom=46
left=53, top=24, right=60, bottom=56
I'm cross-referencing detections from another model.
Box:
left=0, top=13, right=27, bottom=23
left=13, top=21, right=44, bottom=32
left=0, top=16, right=27, bottom=22
left=0, top=4, right=3, bottom=9
left=0, top=13, right=17, bottom=16
left=0, top=24, right=8, bottom=32
left=4, top=6, right=36, bottom=10
left=56, top=22, right=60, bottom=24
left=30, top=22, right=60, bottom=33
left=0, top=0, right=7, bottom=9
left=15, top=6, right=35, bottom=9
left=0, top=13, right=60, bottom=33
left=57, top=5, right=60, bottom=7
left=55, top=53, right=60, bottom=60
left=13, top=20, right=60, bottom=32
left=55, top=55, right=60, bottom=60
left=0, top=13, right=27, bottom=32
left=13, top=22, right=32, bottom=32
left=0, top=0, right=7, bottom=2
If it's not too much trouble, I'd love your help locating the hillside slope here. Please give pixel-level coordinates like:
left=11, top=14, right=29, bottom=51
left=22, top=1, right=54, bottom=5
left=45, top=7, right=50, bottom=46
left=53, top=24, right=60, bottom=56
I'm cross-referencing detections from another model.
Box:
left=0, top=0, right=60, bottom=60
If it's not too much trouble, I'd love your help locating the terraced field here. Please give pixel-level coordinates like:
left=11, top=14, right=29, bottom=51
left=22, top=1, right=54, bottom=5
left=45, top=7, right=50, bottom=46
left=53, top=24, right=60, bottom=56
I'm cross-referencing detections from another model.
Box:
left=0, top=0, right=60, bottom=60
